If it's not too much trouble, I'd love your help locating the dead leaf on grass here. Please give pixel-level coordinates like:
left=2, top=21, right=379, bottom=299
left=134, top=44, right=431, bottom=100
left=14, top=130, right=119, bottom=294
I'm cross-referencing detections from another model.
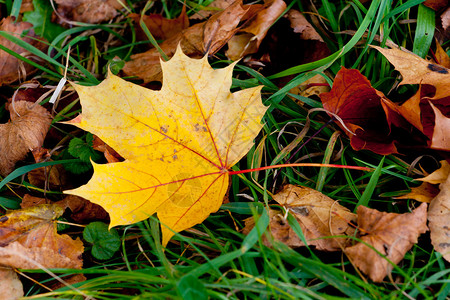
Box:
left=428, top=165, right=450, bottom=262
left=0, top=17, right=47, bottom=85
left=0, top=268, right=23, bottom=300
left=0, top=204, right=84, bottom=269
left=129, top=6, right=189, bottom=42
left=435, top=41, right=450, bottom=68
left=55, top=0, right=123, bottom=24
left=320, top=67, right=400, bottom=155
left=272, top=184, right=357, bottom=251
left=226, top=0, right=286, bottom=60
left=190, top=0, right=236, bottom=19
left=123, top=1, right=247, bottom=82
left=286, top=10, right=323, bottom=42
left=345, top=203, right=428, bottom=282
left=0, top=101, right=52, bottom=176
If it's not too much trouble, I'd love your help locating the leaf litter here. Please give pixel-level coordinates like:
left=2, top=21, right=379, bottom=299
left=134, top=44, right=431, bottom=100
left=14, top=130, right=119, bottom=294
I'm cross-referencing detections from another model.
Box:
left=0, top=0, right=449, bottom=295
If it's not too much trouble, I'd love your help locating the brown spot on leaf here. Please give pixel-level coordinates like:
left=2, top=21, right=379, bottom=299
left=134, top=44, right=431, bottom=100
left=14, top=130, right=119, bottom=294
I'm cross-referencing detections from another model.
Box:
left=427, top=63, right=449, bottom=74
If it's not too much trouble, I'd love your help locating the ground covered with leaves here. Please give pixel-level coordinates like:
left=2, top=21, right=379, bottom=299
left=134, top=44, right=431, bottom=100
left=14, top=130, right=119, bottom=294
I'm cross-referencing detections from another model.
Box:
left=0, top=0, right=449, bottom=299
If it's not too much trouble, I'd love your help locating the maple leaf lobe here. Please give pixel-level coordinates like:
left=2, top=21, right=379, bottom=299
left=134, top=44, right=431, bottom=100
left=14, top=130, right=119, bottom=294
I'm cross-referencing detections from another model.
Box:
left=66, top=47, right=267, bottom=245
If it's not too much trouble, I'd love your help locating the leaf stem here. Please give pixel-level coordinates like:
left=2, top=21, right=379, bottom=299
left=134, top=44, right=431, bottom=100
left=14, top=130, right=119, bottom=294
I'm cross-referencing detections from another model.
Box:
left=228, top=163, right=372, bottom=175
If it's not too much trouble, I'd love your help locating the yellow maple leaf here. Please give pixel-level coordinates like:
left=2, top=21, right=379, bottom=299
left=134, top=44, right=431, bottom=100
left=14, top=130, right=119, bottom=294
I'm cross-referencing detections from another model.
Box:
left=65, top=47, right=267, bottom=245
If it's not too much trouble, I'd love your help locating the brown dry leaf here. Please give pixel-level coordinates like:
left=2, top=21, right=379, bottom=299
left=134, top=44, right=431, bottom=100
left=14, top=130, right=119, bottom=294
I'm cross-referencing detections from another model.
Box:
left=424, top=0, right=449, bottom=11
left=418, top=160, right=450, bottom=184
left=0, top=101, right=52, bottom=176
left=345, top=203, right=428, bottom=282
left=286, top=10, right=323, bottom=42
left=190, top=0, right=236, bottom=19
left=92, top=135, right=123, bottom=163
left=129, top=6, right=189, bottom=42
left=270, top=184, right=356, bottom=251
left=27, top=148, right=69, bottom=190
left=123, top=1, right=247, bottom=82
left=396, top=182, right=440, bottom=203
left=226, top=0, right=287, bottom=60
left=55, top=0, right=122, bottom=24
left=20, top=194, right=51, bottom=208
left=442, top=7, right=450, bottom=32
left=435, top=41, right=450, bottom=68
left=0, top=17, right=47, bottom=85
left=373, top=46, right=450, bottom=99
left=429, top=101, right=450, bottom=150
left=60, top=195, right=109, bottom=223
left=0, top=204, right=84, bottom=270
left=20, top=0, right=34, bottom=13
left=0, top=268, right=23, bottom=300
left=428, top=166, right=450, bottom=262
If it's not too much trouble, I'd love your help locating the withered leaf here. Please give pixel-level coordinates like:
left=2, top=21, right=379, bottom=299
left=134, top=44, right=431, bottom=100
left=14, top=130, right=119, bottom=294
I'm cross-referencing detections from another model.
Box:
left=286, top=10, right=323, bottom=42
left=122, top=1, right=247, bottom=83
left=396, top=182, right=440, bottom=203
left=226, top=0, right=287, bottom=60
left=272, top=184, right=357, bottom=251
left=374, top=46, right=450, bottom=99
left=345, top=203, right=428, bottom=282
left=0, top=101, right=52, bottom=176
left=129, top=6, right=189, bottom=42
left=425, top=161, right=450, bottom=262
left=320, top=67, right=399, bottom=155
left=0, top=17, right=47, bottom=85
left=428, top=172, right=450, bottom=262
left=0, top=268, right=23, bottom=300
left=0, top=204, right=84, bottom=269
left=55, top=0, right=122, bottom=24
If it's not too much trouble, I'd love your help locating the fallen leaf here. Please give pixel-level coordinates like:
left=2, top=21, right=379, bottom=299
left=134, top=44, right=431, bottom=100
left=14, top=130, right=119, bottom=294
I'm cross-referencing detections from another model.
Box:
left=286, top=10, right=323, bottom=42
left=92, top=135, right=123, bottom=163
left=66, top=47, right=267, bottom=246
left=345, top=203, right=428, bottom=282
left=429, top=101, right=450, bottom=150
left=435, top=40, right=450, bottom=68
left=0, top=204, right=84, bottom=269
left=395, top=182, right=440, bottom=203
left=20, top=194, right=51, bottom=208
left=428, top=164, right=450, bottom=262
left=0, top=17, right=47, bottom=85
left=123, top=1, right=247, bottom=82
left=0, top=101, right=52, bottom=176
left=190, top=0, right=236, bottom=19
left=226, top=0, right=287, bottom=60
left=129, top=6, right=189, bottom=42
left=424, top=0, right=449, bottom=11
left=27, top=147, right=69, bottom=190
left=60, top=195, right=109, bottom=223
left=320, top=67, right=399, bottom=155
left=55, top=0, right=122, bottom=24
left=0, top=268, right=23, bottom=300
left=272, top=184, right=356, bottom=251
left=373, top=46, right=450, bottom=99
left=418, top=160, right=450, bottom=184
left=442, top=7, right=450, bottom=32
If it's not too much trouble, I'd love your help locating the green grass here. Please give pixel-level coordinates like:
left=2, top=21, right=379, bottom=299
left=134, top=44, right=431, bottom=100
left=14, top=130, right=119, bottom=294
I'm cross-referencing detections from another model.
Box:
left=0, top=0, right=449, bottom=299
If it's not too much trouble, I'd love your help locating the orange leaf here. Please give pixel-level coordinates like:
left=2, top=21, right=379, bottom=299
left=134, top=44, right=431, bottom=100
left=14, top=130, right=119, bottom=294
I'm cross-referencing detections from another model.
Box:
left=66, top=47, right=267, bottom=246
